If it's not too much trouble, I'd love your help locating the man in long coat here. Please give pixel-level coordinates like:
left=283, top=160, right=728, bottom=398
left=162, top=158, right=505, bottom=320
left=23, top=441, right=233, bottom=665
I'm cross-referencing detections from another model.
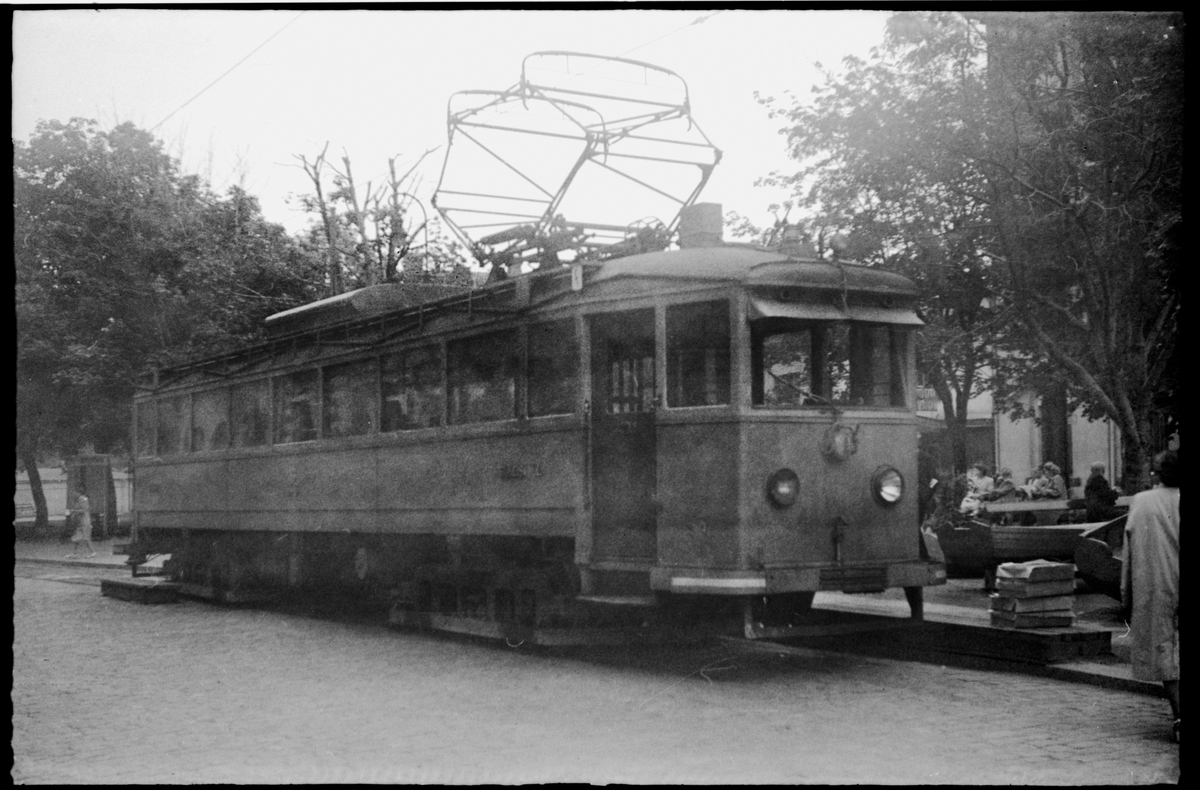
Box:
left=1122, top=450, right=1180, bottom=743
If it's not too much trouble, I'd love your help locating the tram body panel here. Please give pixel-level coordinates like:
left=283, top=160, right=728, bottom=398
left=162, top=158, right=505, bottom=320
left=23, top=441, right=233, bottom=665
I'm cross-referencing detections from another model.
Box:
left=654, top=420, right=741, bottom=569
left=136, top=425, right=585, bottom=538
left=742, top=417, right=920, bottom=571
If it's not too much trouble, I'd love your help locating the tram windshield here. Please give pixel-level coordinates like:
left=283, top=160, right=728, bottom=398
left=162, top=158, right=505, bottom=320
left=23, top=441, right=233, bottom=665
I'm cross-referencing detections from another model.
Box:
left=751, top=320, right=911, bottom=409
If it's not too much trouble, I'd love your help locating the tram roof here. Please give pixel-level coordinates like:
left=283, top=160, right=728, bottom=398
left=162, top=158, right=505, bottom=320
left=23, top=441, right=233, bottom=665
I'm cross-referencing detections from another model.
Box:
left=151, top=245, right=919, bottom=384
left=588, top=245, right=919, bottom=296
left=261, top=246, right=916, bottom=337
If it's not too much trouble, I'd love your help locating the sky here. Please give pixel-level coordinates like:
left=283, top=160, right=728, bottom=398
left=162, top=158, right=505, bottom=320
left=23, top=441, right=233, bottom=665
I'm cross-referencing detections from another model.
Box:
left=12, top=8, right=892, bottom=239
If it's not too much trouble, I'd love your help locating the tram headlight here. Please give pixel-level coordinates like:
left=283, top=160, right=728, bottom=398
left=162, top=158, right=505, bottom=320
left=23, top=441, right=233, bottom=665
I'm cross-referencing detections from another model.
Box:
left=871, top=466, right=905, bottom=506
left=766, top=468, right=800, bottom=508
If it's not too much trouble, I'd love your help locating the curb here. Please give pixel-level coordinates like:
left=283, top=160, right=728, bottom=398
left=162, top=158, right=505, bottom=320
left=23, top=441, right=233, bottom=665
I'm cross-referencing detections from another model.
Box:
left=1039, top=663, right=1164, bottom=697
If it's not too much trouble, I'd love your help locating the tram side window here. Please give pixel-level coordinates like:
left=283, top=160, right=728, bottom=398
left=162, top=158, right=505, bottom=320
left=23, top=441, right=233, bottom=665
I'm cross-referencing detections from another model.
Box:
left=136, top=402, right=157, bottom=457
left=192, top=388, right=230, bottom=452
left=232, top=380, right=271, bottom=447
left=447, top=330, right=519, bottom=425
left=324, top=361, right=378, bottom=438
left=752, top=321, right=909, bottom=408
left=667, top=301, right=730, bottom=407
left=274, top=370, right=320, bottom=443
left=381, top=347, right=443, bottom=431
left=155, top=395, right=190, bottom=456
left=528, top=320, right=577, bottom=417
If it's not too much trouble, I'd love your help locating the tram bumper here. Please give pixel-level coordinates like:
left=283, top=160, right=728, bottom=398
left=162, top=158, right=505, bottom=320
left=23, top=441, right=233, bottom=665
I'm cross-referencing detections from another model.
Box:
left=650, top=560, right=945, bottom=595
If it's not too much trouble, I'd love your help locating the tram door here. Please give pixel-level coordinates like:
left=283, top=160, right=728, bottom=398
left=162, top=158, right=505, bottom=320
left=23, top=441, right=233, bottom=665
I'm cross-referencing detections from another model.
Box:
left=590, top=310, right=657, bottom=563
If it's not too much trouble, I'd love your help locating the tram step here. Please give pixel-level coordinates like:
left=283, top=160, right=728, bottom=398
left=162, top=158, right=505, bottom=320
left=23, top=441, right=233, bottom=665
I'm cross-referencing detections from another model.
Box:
left=575, top=595, right=657, bottom=607
left=100, top=578, right=180, bottom=605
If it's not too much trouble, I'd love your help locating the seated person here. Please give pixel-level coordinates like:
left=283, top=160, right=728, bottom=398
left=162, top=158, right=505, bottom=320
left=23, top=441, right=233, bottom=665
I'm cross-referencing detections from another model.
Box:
left=958, top=463, right=994, bottom=515
left=1019, top=462, right=1067, bottom=500
left=982, top=467, right=1017, bottom=502
left=1039, top=462, right=1067, bottom=500
left=1017, top=469, right=1047, bottom=500
left=1084, top=461, right=1121, bottom=521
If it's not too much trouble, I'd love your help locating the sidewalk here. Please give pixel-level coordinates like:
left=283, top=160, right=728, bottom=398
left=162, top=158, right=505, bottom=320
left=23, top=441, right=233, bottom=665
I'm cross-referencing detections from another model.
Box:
left=813, top=576, right=1159, bottom=696
left=13, top=538, right=1159, bottom=696
left=14, top=536, right=136, bottom=570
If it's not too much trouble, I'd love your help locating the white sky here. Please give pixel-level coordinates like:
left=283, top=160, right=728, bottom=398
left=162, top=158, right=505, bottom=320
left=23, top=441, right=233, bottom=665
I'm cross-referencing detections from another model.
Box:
left=13, top=8, right=891, bottom=237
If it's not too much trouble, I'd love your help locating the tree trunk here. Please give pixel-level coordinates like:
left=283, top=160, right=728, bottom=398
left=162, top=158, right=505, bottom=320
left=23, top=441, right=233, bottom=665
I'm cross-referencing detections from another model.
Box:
left=931, top=377, right=969, bottom=476
left=1120, top=419, right=1153, bottom=495
left=19, top=444, right=49, bottom=532
left=949, top=405, right=969, bottom=475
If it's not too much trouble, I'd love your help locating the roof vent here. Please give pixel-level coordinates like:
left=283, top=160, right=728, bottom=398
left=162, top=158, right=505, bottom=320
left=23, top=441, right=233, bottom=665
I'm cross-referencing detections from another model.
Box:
left=776, top=225, right=818, bottom=258
left=678, top=203, right=723, bottom=248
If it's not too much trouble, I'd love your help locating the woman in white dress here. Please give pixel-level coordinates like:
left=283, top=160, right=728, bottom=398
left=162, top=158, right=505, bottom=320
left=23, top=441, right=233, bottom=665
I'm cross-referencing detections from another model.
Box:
left=1122, top=450, right=1180, bottom=743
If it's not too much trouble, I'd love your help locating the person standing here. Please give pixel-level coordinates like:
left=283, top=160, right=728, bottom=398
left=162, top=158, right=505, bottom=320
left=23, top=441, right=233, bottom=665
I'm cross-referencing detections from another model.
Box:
left=1121, top=450, right=1180, bottom=744
left=67, top=488, right=97, bottom=559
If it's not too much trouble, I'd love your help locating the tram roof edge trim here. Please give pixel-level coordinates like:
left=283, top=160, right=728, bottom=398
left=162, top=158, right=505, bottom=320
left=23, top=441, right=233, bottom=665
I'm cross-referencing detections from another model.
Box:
left=591, top=246, right=919, bottom=296
left=263, top=282, right=472, bottom=337
left=748, top=296, right=924, bottom=326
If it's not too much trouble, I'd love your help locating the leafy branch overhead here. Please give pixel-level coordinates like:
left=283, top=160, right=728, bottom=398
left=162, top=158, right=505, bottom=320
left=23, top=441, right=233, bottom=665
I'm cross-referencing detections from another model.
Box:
left=755, top=11, right=1181, bottom=486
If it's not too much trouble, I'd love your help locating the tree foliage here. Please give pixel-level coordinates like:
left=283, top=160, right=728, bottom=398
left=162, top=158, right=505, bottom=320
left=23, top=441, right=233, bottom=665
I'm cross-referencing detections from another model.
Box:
left=15, top=118, right=322, bottom=507
left=971, top=11, right=1182, bottom=487
left=756, top=11, right=1182, bottom=486
left=754, top=13, right=1007, bottom=473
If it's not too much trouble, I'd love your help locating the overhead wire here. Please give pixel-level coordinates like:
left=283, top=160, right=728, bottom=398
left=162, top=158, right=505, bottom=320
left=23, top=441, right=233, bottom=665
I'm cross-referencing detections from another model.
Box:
left=161, top=11, right=718, bottom=234
left=610, top=10, right=722, bottom=61
left=151, top=11, right=307, bottom=133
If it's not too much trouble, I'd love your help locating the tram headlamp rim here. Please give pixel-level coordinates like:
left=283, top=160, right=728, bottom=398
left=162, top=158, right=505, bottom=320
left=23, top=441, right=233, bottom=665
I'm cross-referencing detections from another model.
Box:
left=766, top=468, right=801, bottom=508
left=871, top=465, right=904, bottom=506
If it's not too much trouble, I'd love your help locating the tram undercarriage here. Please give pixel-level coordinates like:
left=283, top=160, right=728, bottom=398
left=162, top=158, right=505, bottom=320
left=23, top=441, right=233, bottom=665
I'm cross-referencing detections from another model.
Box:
left=129, top=527, right=929, bottom=644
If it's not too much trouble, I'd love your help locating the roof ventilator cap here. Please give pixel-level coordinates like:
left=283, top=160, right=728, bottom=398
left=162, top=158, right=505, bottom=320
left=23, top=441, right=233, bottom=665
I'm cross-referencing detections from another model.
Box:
left=678, top=203, right=723, bottom=249
left=778, top=225, right=818, bottom=258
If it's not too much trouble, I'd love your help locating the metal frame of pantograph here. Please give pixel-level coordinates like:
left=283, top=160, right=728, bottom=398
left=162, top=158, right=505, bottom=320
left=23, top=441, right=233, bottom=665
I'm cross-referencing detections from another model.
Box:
left=432, top=51, right=722, bottom=269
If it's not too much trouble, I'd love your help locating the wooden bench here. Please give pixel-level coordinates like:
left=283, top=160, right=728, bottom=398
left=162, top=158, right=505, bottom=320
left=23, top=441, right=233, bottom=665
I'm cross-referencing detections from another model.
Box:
left=937, top=521, right=1091, bottom=572
left=979, top=496, right=1131, bottom=526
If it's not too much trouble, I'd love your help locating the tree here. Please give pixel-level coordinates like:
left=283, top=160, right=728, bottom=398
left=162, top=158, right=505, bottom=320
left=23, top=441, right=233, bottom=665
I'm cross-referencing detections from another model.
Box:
left=294, top=145, right=471, bottom=293
left=969, top=11, right=1182, bottom=489
left=754, top=16, right=1009, bottom=474
left=15, top=118, right=322, bottom=529
left=756, top=11, right=1181, bottom=488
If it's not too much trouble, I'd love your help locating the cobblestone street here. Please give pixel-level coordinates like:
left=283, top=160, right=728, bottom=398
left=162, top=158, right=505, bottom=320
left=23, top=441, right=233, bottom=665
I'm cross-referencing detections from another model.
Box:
left=12, top=567, right=1179, bottom=784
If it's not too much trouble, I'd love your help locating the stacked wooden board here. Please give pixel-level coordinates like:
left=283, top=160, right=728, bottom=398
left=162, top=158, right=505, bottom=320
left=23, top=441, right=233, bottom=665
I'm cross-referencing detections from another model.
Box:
left=989, top=560, right=1076, bottom=628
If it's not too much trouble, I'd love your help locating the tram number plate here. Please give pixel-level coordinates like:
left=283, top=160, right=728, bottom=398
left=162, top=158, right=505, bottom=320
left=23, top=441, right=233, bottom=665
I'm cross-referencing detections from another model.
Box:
left=499, top=462, right=545, bottom=480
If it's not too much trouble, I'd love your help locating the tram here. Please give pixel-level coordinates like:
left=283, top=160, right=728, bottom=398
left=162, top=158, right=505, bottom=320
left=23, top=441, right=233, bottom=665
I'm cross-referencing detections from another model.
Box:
left=128, top=207, right=945, bottom=641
